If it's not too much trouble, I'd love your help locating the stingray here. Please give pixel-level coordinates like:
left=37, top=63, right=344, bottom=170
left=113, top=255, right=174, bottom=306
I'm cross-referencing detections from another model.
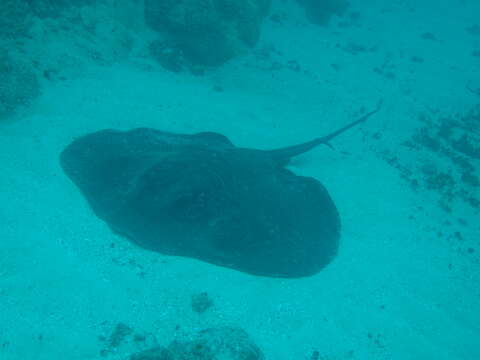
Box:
left=60, top=106, right=380, bottom=278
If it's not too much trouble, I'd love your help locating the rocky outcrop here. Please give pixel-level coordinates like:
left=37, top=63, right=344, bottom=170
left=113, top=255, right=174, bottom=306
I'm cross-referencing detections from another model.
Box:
left=24, top=0, right=96, bottom=18
left=0, top=0, right=33, bottom=40
left=0, top=54, right=40, bottom=119
left=130, top=327, right=263, bottom=360
left=296, top=0, right=349, bottom=25
left=144, top=0, right=271, bottom=67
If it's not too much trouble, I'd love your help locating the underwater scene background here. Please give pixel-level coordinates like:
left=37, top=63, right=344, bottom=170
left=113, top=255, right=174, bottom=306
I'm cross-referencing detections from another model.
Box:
left=1, top=0, right=479, bottom=359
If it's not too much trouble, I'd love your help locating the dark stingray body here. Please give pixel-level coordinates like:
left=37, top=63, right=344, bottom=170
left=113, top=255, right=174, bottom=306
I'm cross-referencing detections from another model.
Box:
left=60, top=107, right=379, bottom=277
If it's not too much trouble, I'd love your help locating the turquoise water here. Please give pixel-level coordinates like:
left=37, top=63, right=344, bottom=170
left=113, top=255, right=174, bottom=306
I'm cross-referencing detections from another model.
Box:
left=1, top=1, right=479, bottom=359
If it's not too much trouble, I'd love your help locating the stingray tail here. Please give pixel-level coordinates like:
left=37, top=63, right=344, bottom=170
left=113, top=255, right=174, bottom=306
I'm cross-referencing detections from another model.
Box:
left=268, top=101, right=382, bottom=164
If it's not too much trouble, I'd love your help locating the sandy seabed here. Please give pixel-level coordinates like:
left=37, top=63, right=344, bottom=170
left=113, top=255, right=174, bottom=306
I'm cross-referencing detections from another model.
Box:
left=1, top=0, right=479, bottom=359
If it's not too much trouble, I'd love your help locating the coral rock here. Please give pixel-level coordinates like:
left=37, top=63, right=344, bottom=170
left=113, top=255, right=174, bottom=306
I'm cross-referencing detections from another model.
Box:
left=144, top=0, right=271, bottom=66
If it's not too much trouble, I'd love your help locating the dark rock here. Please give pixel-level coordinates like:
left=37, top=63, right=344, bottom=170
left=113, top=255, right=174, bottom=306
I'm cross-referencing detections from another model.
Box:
left=310, top=350, right=320, bottom=360
left=0, top=53, right=40, bottom=119
left=149, top=40, right=186, bottom=72
left=421, top=32, right=437, bottom=40
left=191, top=292, right=214, bottom=314
left=134, top=334, right=148, bottom=343
left=466, top=24, right=480, bottom=36
left=108, top=323, right=133, bottom=348
left=130, top=327, right=263, bottom=360
left=25, top=0, right=95, bottom=18
left=144, top=0, right=271, bottom=67
left=168, top=327, right=263, bottom=360
left=296, top=0, right=349, bottom=26
left=410, top=56, right=424, bottom=63
left=0, top=0, right=32, bottom=39
left=130, top=327, right=264, bottom=360
left=130, top=347, right=172, bottom=360
left=382, top=108, right=480, bottom=212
